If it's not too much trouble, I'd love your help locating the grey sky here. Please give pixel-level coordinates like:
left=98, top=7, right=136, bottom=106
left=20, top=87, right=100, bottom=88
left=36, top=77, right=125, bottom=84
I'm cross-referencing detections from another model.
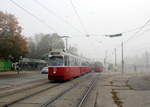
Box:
left=1, top=0, right=150, bottom=63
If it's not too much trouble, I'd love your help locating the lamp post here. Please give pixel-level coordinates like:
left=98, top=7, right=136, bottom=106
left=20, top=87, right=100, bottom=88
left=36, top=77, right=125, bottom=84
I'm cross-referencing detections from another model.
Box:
left=106, top=33, right=124, bottom=73
left=121, top=42, right=124, bottom=73
left=104, top=50, right=108, bottom=71
left=60, top=36, right=70, bottom=51
left=114, top=48, right=117, bottom=66
left=114, top=48, right=117, bottom=72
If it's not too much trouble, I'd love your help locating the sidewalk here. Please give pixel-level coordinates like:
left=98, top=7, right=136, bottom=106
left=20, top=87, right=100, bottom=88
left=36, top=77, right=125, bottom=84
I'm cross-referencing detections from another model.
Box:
left=101, top=72, right=150, bottom=107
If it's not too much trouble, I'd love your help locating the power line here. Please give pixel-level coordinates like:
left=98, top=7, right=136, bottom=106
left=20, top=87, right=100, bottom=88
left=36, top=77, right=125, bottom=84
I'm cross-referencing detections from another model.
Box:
left=111, top=20, right=150, bottom=50
left=121, top=26, right=146, bottom=34
left=70, top=0, right=88, bottom=35
left=34, top=0, right=84, bottom=35
left=124, top=19, right=150, bottom=44
left=9, top=0, right=57, bottom=32
left=86, top=26, right=149, bottom=37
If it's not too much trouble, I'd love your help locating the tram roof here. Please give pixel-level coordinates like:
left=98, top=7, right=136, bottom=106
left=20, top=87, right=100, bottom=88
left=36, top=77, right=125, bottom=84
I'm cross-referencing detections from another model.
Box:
left=49, top=51, right=91, bottom=61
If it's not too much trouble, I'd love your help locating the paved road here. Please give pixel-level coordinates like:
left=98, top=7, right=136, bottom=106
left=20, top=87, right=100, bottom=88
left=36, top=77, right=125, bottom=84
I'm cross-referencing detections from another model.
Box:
left=1, top=71, right=150, bottom=107
left=0, top=71, right=48, bottom=88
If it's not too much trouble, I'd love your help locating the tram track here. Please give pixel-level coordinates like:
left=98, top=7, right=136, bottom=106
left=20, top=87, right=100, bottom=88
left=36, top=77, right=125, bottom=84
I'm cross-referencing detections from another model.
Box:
left=0, top=81, right=49, bottom=98
left=77, top=78, right=97, bottom=107
left=2, top=84, right=60, bottom=107
left=40, top=76, right=96, bottom=107
left=76, top=74, right=112, bottom=107
left=93, top=91, right=98, bottom=107
left=42, top=73, right=99, bottom=107
left=0, top=78, right=47, bottom=93
left=0, top=73, right=93, bottom=107
left=40, top=83, right=78, bottom=107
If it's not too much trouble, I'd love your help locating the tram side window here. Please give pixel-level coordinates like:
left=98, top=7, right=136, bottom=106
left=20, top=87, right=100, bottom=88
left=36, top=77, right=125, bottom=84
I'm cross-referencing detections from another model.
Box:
left=78, top=59, right=81, bottom=66
left=75, top=58, right=78, bottom=66
left=81, top=61, right=85, bottom=66
left=73, top=57, right=78, bottom=66
left=95, top=62, right=102, bottom=66
left=70, top=57, right=74, bottom=66
left=64, top=56, right=67, bottom=66
left=64, top=55, right=70, bottom=66
left=70, top=57, right=73, bottom=66
left=81, top=61, right=89, bottom=66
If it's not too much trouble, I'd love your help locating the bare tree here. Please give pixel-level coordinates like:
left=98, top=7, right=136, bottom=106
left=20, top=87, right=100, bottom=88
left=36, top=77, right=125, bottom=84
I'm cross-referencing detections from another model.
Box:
left=27, top=33, right=65, bottom=59
left=68, top=45, right=78, bottom=55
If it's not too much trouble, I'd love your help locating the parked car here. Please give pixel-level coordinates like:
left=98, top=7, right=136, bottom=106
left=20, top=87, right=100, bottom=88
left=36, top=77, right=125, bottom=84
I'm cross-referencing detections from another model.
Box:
left=41, top=67, right=48, bottom=74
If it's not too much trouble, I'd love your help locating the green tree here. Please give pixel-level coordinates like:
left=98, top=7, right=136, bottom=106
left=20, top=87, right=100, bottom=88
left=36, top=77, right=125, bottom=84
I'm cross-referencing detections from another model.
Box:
left=0, top=11, right=28, bottom=61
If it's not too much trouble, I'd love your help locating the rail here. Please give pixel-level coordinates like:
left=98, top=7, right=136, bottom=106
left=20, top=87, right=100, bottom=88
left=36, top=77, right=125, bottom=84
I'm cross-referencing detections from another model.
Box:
left=77, top=78, right=97, bottom=107
left=2, top=84, right=60, bottom=107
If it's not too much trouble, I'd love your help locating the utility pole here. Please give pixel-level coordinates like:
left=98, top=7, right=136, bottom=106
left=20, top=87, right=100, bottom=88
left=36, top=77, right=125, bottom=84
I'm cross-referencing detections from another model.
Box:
left=114, top=48, right=117, bottom=72
left=121, top=42, right=124, bottom=73
left=145, top=51, right=149, bottom=71
left=114, top=48, right=117, bottom=66
left=104, top=50, right=108, bottom=71
left=105, top=33, right=123, bottom=72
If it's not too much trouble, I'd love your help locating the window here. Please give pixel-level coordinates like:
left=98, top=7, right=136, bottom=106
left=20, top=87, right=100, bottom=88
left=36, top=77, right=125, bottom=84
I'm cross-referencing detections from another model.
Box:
left=64, top=55, right=70, bottom=66
left=48, top=56, right=63, bottom=66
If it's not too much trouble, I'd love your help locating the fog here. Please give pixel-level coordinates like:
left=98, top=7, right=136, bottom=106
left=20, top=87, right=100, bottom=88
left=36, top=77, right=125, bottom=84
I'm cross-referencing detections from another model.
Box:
left=1, top=0, right=150, bottom=64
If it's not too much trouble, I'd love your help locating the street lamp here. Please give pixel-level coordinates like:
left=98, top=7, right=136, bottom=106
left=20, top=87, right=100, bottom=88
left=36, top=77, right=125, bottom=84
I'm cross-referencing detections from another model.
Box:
left=105, top=33, right=122, bottom=37
left=60, top=36, right=70, bottom=51
left=106, top=33, right=124, bottom=73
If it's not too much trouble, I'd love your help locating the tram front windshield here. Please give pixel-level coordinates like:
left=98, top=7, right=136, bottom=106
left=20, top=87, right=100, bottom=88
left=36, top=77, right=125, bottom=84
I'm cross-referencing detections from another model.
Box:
left=48, top=56, right=63, bottom=66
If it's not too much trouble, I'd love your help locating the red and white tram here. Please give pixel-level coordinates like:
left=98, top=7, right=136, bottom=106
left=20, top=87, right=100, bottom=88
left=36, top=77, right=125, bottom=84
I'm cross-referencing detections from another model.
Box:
left=93, top=61, right=104, bottom=72
left=48, top=51, right=92, bottom=80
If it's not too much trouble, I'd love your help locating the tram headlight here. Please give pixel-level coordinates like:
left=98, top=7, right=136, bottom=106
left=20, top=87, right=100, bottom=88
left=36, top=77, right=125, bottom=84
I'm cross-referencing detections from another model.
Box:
left=53, top=71, right=56, bottom=74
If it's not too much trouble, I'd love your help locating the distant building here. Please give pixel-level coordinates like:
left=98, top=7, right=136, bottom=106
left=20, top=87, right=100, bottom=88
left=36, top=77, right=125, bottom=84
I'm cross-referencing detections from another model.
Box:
left=20, top=58, right=47, bottom=70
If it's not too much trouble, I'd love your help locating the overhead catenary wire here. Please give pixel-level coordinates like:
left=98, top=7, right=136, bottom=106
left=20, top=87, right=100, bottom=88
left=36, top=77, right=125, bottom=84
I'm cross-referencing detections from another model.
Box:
left=112, top=19, right=150, bottom=50
left=9, top=0, right=68, bottom=50
left=70, top=0, right=88, bottom=35
left=34, top=0, right=84, bottom=35
left=124, top=18, right=150, bottom=44
left=85, top=25, right=150, bottom=37
left=124, top=28, right=150, bottom=51
left=121, top=26, right=149, bottom=34
left=111, top=19, right=150, bottom=67
left=9, top=0, right=57, bottom=32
